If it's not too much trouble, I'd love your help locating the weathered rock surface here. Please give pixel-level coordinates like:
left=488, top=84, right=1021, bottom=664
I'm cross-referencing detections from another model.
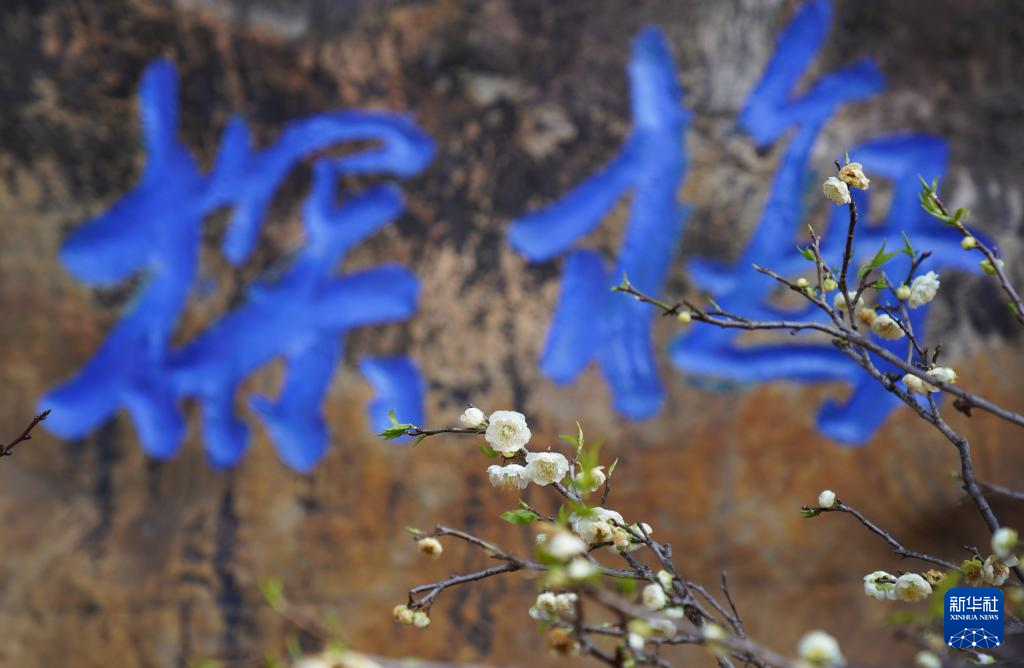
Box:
left=1, top=1, right=1023, bottom=666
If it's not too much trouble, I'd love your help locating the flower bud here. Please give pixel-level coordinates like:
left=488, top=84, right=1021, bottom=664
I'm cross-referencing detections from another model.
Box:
left=412, top=611, right=431, bottom=628
left=818, top=489, right=836, bottom=508
left=676, top=310, right=692, bottom=325
left=896, top=284, right=911, bottom=301
left=822, top=277, right=838, bottom=292
left=838, top=162, right=870, bottom=190
left=961, top=236, right=977, bottom=250
left=823, top=177, right=852, bottom=205
left=393, top=604, right=415, bottom=625
left=796, top=277, right=809, bottom=289
left=417, top=537, right=443, bottom=560
left=992, top=527, right=1019, bottom=559
left=980, top=258, right=1005, bottom=276
left=459, top=406, right=486, bottom=428
left=870, top=313, right=905, bottom=340
left=856, top=307, right=878, bottom=327
left=545, top=627, right=580, bottom=657
left=642, top=583, right=667, bottom=610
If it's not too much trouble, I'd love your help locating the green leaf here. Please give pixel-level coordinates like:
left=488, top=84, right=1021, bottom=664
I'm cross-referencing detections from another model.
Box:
left=801, top=508, right=821, bottom=519
left=900, top=231, right=915, bottom=259
left=285, top=635, right=302, bottom=660
left=607, top=457, right=619, bottom=478
left=378, top=409, right=417, bottom=440
left=405, top=526, right=423, bottom=536
left=500, top=509, right=539, bottom=525
left=707, top=296, right=722, bottom=312
left=797, top=245, right=816, bottom=262
left=857, top=240, right=897, bottom=279
left=259, top=578, right=285, bottom=611
left=479, top=444, right=499, bottom=458
left=191, top=659, right=224, bottom=668
left=615, top=577, right=638, bottom=597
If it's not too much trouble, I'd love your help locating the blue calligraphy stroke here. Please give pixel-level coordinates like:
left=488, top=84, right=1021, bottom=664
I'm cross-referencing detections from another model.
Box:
left=671, top=0, right=984, bottom=445
left=508, top=27, right=691, bottom=419
left=41, top=59, right=433, bottom=471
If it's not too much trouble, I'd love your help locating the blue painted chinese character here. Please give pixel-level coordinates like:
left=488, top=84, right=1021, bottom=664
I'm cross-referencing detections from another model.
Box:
left=671, top=0, right=984, bottom=444
left=41, top=59, right=433, bottom=471
left=508, top=27, right=692, bottom=419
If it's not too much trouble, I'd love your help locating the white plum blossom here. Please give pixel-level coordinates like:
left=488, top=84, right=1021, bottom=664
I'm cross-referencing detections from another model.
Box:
left=983, top=555, right=1010, bottom=586
left=525, top=451, right=570, bottom=486
left=574, top=465, right=607, bottom=492
left=537, top=592, right=558, bottom=613
left=870, top=313, right=905, bottom=340
left=894, top=573, right=932, bottom=602
left=417, top=537, right=443, bottom=560
left=992, top=527, right=1019, bottom=558
left=648, top=618, right=677, bottom=637
left=863, top=571, right=896, bottom=600
left=571, top=507, right=624, bottom=544
left=915, top=652, right=941, bottom=668
left=566, top=558, right=598, bottom=580
left=627, top=632, right=645, bottom=652
left=797, top=630, right=846, bottom=667
left=459, top=406, right=486, bottom=428
left=612, top=527, right=633, bottom=552
left=703, top=623, right=728, bottom=642
left=487, top=464, right=530, bottom=491
left=902, top=373, right=935, bottom=395
left=555, top=593, right=577, bottom=616
left=838, top=162, right=870, bottom=190
left=908, top=271, right=940, bottom=308
left=544, top=531, right=588, bottom=561
left=642, top=583, right=667, bottom=610
left=818, top=490, right=836, bottom=508
left=823, top=176, right=851, bottom=205
left=833, top=291, right=862, bottom=312
left=926, top=366, right=958, bottom=387
left=485, top=410, right=531, bottom=456
left=977, top=654, right=995, bottom=665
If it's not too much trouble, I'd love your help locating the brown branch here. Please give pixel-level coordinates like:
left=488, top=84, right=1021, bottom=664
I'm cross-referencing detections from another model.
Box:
left=926, top=189, right=1024, bottom=327
left=802, top=500, right=959, bottom=571
left=0, top=410, right=50, bottom=459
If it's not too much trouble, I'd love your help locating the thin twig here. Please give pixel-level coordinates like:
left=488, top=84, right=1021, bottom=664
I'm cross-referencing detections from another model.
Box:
left=0, top=410, right=50, bottom=458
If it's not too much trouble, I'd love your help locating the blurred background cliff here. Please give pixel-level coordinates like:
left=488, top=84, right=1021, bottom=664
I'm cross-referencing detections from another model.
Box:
left=1, top=0, right=1024, bottom=666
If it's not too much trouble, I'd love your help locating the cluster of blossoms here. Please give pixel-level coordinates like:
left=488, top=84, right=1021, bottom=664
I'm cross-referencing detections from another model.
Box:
left=822, top=161, right=870, bottom=205
left=962, top=527, right=1020, bottom=588
left=391, top=604, right=430, bottom=629
left=862, top=570, right=939, bottom=603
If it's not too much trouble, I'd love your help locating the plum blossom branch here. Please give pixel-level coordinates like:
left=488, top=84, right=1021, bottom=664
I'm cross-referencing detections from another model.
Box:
left=802, top=497, right=959, bottom=571
left=617, top=158, right=1024, bottom=593
left=389, top=409, right=844, bottom=668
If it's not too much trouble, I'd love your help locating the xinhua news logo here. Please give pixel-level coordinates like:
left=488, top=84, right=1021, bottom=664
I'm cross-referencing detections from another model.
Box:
left=945, top=588, right=1004, bottom=649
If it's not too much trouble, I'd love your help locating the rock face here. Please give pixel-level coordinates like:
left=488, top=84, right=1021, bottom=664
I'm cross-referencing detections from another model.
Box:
left=1, top=0, right=1023, bottom=666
